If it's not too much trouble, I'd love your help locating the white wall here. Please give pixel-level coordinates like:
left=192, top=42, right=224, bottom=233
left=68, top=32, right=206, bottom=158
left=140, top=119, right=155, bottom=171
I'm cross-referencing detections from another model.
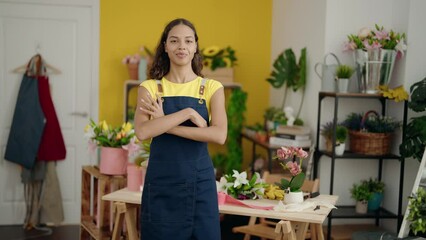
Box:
left=271, top=0, right=426, bottom=232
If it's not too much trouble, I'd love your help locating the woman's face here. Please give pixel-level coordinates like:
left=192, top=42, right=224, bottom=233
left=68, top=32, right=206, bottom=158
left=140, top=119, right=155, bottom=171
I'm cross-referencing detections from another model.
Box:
left=164, top=24, right=197, bottom=67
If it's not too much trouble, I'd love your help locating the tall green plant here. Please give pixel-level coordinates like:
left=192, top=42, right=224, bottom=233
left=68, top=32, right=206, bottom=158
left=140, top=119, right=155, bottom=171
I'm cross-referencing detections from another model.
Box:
left=400, top=77, right=426, bottom=162
left=212, top=88, right=247, bottom=175
left=266, top=48, right=307, bottom=118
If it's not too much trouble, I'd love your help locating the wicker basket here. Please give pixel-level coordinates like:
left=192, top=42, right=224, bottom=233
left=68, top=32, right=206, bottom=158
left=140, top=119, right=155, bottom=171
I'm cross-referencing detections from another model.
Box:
left=349, top=130, right=392, bottom=155
left=348, top=110, right=393, bottom=155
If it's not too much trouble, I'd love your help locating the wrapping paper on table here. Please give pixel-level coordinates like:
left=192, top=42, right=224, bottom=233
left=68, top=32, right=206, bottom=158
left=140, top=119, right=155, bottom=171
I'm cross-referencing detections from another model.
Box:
left=217, top=192, right=274, bottom=210
left=274, top=199, right=337, bottom=213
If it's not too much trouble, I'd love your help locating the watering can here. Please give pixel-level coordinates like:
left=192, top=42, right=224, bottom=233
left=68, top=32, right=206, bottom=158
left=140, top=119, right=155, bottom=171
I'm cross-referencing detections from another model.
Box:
left=314, top=53, right=341, bottom=92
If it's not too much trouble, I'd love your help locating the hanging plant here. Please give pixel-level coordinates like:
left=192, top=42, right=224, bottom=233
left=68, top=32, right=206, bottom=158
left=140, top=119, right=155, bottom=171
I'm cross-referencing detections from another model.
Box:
left=266, top=48, right=307, bottom=118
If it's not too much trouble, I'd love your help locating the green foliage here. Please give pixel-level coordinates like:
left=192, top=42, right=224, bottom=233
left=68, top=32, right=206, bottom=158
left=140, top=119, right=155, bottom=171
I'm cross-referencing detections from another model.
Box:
left=221, top=171, right=268, bottom=199
left=320, top=121, right=346, bottom=141
left=335, top=125, right=348, bottom=143
left=363, top=178, right=385, bottom=193
left=335, top=64, right=354, bottom=79
left=279, top=172, right=305, bottom=192
left=407, top=187, right=426, bottom=235
left=264, top=107, right=285, bottom=122
left=343, top=112, right=400, bottom=133
left=350, top=181, right=373, bottom=201
left=266, top=48, right=307, bottom=114
left=201, top=46, right=237, bottom=71
left=400, top=77, right=426, bottom=162
left=213, top=88, right=247, bottom=174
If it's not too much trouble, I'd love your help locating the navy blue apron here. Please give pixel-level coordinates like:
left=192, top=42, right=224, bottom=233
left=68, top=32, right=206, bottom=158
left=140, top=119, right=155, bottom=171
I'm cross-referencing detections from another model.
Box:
left=140, top=79, right=220, bottom=240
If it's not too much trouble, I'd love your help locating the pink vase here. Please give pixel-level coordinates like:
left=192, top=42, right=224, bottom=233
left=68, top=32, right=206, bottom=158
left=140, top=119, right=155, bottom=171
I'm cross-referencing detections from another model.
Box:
left=99, top=147, right=128, bottom=175
left=127, top=163, right=146, bottom=191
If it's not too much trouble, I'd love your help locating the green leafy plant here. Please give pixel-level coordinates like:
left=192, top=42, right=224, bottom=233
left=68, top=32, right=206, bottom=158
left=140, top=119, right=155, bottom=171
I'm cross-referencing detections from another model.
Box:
left=266, top=48, right=307, bottom=118
left=407, top=187, right=426, bottom=236
left=201, top=46, right=237, bottom=71
left=400, top=77, right=426, bottom=162
left=364, top=178, right=385, bottom=193
left=335, top=64, right=354, bottom=79
left=212, top=88, right=247, bottom=175
left=336, top=125, right=348, bottom=143
left=320, top=121, right=346, bottom=140
left=350, top=181, right=373, bottom=201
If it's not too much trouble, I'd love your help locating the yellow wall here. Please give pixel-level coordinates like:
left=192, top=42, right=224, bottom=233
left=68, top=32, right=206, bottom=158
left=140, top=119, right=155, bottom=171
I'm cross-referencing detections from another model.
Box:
left=100, top=0, right=272, bottom=168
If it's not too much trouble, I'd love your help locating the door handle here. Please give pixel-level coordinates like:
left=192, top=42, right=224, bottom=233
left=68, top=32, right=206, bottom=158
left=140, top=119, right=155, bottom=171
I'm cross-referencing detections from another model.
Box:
left=70, top=111, right=88, bottom=118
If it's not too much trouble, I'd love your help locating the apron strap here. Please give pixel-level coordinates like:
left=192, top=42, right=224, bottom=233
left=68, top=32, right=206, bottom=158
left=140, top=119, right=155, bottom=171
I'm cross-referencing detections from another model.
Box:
left=156, top=80, right=164, bottom=102
left=198, top=78, right=207, bottom=104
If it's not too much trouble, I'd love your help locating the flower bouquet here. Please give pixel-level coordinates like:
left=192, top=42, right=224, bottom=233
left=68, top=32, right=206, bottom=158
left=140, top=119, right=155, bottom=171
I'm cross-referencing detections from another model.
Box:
left=84, top=119, right=140, bottom=175
left=343, top=24, right=407, bottom=93
left=217, top=170, right=267, bottom=200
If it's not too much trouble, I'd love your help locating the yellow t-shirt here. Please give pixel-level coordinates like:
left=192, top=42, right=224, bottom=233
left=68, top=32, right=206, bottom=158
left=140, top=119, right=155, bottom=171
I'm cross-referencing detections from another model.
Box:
left=140, top=77, right=223, bottom=117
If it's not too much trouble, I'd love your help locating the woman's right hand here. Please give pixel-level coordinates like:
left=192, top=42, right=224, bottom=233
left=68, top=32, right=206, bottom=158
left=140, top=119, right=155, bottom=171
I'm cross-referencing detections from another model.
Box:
left=188, top=108, right=207, bottom=128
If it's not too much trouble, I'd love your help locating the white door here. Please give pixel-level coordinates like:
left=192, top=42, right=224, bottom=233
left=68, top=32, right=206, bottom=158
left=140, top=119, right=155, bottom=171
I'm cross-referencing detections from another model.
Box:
left=0, top=0, right=99, bottom=224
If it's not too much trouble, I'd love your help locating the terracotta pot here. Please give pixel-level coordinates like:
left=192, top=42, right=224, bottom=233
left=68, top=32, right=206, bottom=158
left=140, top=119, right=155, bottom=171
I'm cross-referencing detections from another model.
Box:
left=127, top=63, right=139, bottom=80
left=99, top=147, right=128, bottom=175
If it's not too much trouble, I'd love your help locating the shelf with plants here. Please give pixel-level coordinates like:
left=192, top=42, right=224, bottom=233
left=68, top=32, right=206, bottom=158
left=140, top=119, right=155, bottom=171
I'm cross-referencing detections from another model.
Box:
left=313, top=91, right=408, bottom=240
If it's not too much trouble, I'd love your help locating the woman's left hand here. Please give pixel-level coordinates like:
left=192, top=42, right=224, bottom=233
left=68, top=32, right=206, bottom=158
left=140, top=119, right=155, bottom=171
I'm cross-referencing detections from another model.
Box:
left=139, top=93, right=164, bottom=118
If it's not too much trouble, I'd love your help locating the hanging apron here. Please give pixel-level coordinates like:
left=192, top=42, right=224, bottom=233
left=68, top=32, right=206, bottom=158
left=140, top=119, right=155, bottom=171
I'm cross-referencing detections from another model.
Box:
left=36, top=75, right=66, bottom=161
left=4, top=74, right=45, bottom=169
left=140, top=80, right=220, bottom=240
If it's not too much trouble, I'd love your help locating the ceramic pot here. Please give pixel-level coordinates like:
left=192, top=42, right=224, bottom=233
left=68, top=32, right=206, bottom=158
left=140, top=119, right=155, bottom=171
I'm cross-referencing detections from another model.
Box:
left=127, top=163, right=146, bottom=191
left=99, top=147, right=128, bottom=175
left=335, top=143, right=345, bottom=155
left=368, top=192, right=383, bottom=211
left=127, top=63, right=139, bottom=80
left=355, top=200, right=368, bottom=214
left=284, top=191, right=304, bottom=204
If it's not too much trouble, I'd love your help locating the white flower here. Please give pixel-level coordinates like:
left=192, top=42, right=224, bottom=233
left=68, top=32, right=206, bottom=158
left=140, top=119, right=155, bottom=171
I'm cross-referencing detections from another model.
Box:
left=395, top=41, right=407, bottom=57
left=232, top=170, right=249, bottom=188
left=358, top=27, right=371, bottom=40
left=217, top=177, right=233, bottom=192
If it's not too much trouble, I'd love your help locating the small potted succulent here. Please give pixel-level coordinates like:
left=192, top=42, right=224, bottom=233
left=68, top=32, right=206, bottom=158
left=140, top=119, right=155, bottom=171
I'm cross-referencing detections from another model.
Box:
left=335, top=64, right=354, bottom=93
left=334, top=125, right=348, bottom=155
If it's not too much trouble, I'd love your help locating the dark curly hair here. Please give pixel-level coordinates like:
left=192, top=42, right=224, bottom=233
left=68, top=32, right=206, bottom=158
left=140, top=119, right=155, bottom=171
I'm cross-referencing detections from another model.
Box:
left=148, top=18, right=204, bottom=80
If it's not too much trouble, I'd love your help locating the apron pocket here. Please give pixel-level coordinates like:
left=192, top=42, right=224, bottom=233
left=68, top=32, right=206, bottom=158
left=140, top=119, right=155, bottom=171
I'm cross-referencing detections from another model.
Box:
left=147, top=182, right=192, bottom=223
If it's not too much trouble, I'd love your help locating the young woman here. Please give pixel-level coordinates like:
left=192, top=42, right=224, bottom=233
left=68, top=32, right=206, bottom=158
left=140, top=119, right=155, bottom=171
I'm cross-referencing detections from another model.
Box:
left=134, top=18, right=227, bottom=239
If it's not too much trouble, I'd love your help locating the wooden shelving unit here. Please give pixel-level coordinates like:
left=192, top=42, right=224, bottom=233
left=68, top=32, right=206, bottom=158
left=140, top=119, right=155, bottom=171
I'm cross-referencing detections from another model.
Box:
left=80, top=166, right=126, bottom=240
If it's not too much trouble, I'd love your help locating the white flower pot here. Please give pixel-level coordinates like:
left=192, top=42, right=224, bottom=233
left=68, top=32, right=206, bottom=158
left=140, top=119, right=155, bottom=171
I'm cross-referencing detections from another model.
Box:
left=284, top=191, right=304, bottom=204
left=355, top=200, right=368, bottom=214
left=335, top=143, right=345, bottom=155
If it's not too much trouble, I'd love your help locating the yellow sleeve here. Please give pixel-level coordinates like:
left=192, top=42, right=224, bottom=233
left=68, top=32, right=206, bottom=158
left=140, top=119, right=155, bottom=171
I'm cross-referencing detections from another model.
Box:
left=205, top=79, right=223, bottom=102
left=139, top=80, right=158, bottom=97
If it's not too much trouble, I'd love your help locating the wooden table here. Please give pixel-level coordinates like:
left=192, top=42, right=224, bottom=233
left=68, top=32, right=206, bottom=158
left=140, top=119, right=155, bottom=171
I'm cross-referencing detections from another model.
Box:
left=102, top=188, right=338, bottom=240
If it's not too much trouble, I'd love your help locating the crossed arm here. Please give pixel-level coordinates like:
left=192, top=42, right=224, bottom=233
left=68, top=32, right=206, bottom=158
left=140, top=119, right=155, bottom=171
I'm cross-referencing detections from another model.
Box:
left=134, top=86, right=227, bottom=145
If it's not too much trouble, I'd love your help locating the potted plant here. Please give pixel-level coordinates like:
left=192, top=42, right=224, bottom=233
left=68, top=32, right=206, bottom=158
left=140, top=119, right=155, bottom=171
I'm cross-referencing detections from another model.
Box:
left=266, top=48, right=307, bottom=119
left=200, top=45, right=237, bottom=83
left=364, top=178, right=385, bottom=211
left=407, top=187, right=426, bottom=237
left=350, top=181, right=373, bottom=214
left=127, top=141, right=150, bottom=191
left=343, top=111, right=401, bottom=155
left=400, top=77, right=426, bottom=162
left=264, top=107, right=286, bottom=130
left=84, top=119, right=139, bottom=175
left=334, top=64, right=354, bottom=93
left=335, top=125, right=348, bottom=155
left=320, top=121, right=346, bottom=153
left=274, top=146, right=309, bottom=204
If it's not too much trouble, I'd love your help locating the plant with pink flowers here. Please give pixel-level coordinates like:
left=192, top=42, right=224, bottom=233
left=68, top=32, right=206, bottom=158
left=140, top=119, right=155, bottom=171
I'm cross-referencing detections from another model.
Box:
left=343, top=24, right=407, bottom=55
left=275, top=146, right=308, bottom=192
